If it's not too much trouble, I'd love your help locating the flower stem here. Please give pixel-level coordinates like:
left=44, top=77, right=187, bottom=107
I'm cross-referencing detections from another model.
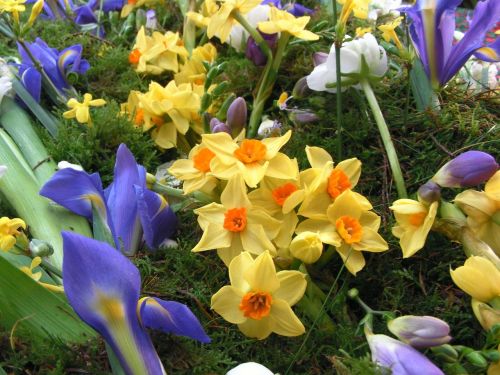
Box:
left=360, top=79, right=407, bottom=198
left=332, top=0, right=343, bottom=160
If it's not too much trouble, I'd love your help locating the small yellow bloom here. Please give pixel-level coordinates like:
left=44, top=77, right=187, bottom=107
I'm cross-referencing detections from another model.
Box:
left=455, top=171, right=500, bottom=254
left=168, top=143, right=218, bottom=195
left=26, top=0, right=44, bottom=27
left=257, top=7, right=319, bottom=41
left=450, top=256, right=500, bottom=303
left=20, top=257, right=64, bottom=293
left=206, top=0, right=262, bottom=43
left=378, top=16, right=404, bottom=50
left=337, top=0, right=370, bottom=26
left=355, top=26, right=372, bottom=38
left=390, top=198, right=438, bottom=258
left=130, top=27, right=189, bottom=75
left=289, top=231, right=323, bottom=264
left=202, top=130, right=295, bottom=188
left=192, top=176, right=281, bottom=265
left=63, top=93, right=106, bottom=125
left=0, top=217, right=26, bottom=252
left=211, top=251, right=306, bottom=339
left=0, top=0, right=26, bottom=22
left=298, top=146, right=363, bottom=219
left=187, top=0, right=219, bottom=28
left=296, top=189, right=388, bottom=275
left=175, top=43, right=218, bottom=86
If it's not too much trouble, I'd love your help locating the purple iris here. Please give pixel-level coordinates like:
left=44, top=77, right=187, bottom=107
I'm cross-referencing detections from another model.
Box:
left=401, top=0, right=500, bottom=87
left=261, top=0, right=314, bottom=16
left=40, top=144, right=177, bottom=255
left=17, top=38, right=90, bottom=102
left=62, top=232, right=209, bottom=375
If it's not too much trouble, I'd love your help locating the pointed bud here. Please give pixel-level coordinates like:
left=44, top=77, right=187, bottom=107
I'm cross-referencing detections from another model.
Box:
left=209, top=118, right=231, bottom=134
left=245, top=32, right=278, bottom=66
left=290, top=231, right=323, bottom=264
left=417, top=181, right=441, bottom=204
left=432, top=151, right=498, bottom=188
left=471, top=299, right=500, bottom=331
left=226, top=97, right=247, bottom=135
left=388, top=315, right=451, bottom=349
left=292, top=77, right=311, bottom=98
left=289, top=109, right=319, bottom=125
left=464, top=351, right=488, bottom=368
left=145, top=9, right=157, bottom=30
left=29, top=238, right=54, bottom=257
left=27, top=0, right=44, bottom=27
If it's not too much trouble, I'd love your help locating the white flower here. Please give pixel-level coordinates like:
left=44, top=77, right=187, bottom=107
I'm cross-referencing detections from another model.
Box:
left=229, top=5, right=270, bottom=51
left=226, top=362, right=274, bottom=375
left=57, top=161, right=84, bottom=171
left=307, top=33, right=388, bottom=93
left=368, top=0, right=402, bottom=20
left=0, top=58, right=13, bottom=106
left=257, top=119, right=281, bottom=138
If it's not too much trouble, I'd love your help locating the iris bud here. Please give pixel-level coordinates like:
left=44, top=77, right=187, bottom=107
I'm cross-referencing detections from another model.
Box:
left=29, top=239, right=54, bottom=257
left=289, top=109, right=318, bottom=125
left=432, top=151, right=498, bottom=188
left=226, top=97, right=247, bottom=135
left=289, top=231, right=323, bottom=264
left=388, top=315, right=451, bottom=349
left=210, top=118, right=231, bottom=134
left=417, top=181, right=441, bottom=204
left=292, top=77, right=311, bottom=98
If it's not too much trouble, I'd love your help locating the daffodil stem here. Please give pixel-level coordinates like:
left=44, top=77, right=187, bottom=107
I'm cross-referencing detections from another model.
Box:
left=334, top=42, right=343, bottom=161
left=152, top=182, right=213, bottom=204
left=39, top=258, right=63, bottom=279
left=360, top=79, right=407, bottom=198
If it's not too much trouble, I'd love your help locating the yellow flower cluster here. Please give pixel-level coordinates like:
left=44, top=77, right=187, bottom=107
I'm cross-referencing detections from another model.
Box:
left=0, top=216, right=26, bottom=252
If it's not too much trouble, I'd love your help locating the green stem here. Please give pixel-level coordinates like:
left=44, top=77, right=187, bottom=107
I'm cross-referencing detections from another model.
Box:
left=232, top=11, right=272, bottom=60
left=334, top=42, right=342, bottom=161
left=360, top=80, right=408, bottom=198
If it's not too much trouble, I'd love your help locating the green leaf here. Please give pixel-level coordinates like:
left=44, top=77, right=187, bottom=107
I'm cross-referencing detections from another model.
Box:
left=410, top=59, right=434, bottom=111
left=0, top=365, right=6, bottom=375
left=11, top=78, right=59, bottom=137
left=0, top=255, right=96, bottom=342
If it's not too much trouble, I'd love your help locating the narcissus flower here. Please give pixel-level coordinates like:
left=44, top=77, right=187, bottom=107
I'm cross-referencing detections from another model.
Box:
left=211, top=251, right=306, bottom=339
left=377, top=16, right=404, bottom=50
left=257, top=6, right=319, bottom=41
left=129, top=27, right=189, bottom=75
left=454, top=171, right=500, bottom=253
left=192, top=176, right=280, bottom=265
left=174, top=43, right=217, bottom=86
left=63, top=93, right=106, bottom=125
left=337, top=0, right=371, bottom=26
left=0, top=217, right=26, bottom=252
left=206, top=0, right=262, bottom=43
left=450, top=256, right=500, bottom=303
left=299, top=146, right=362, bottom=219
left=186, top=0, right=219, bottom=28
left=389, top=198, right=438, bottom=258
left=202, top=130, right=295, bottom=188
left=296, top=189, right=388, bottom=275
left=168, top=144, right=218, bottom=195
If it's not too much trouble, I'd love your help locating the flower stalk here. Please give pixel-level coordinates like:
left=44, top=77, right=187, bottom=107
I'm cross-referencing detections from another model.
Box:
left=360, top=79, right=407, bottom=198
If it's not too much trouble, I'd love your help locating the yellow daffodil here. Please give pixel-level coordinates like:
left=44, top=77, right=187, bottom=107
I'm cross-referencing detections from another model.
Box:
left=175, top=43, right=217, bottom=86
left=129, top=27, right=189, bottom=75
left=455, top=171, right=500, bottom=254
left=0, top=216, right=26, bottom=252
left=296, top=189, right=388, bottom=275
left=298, top=146, right=363, bottom=219
left=192, top=176, right=281, bottom=265
left=186, top=0, right=219, bottom=28
left=26, top=0, right=44, bottom=27
left=257, top=7, right=319, bottom=41
left=20, top=257, right=64, bottom=293
left=121, top=0, right=160, bottom=18
left=168, top=144, right=218, bottom=195
left=355, top=26, right=372, bottom=38
left=0, top=0, right=25, bottom=23
left=378, top=16, right=404, bottom=50
left=206, top=0, right=262, bottom=43
left=248, top=162, right=305, bottom=248
left=450, top=256, right=500, bottom=303
left=389, top=198, right=438, bottom=258
left=202, top=130, right=296, bottom=188
left=211, top=251, right=306, bottom=339
left=337, top=0, right=370, bottom=26
left=63, top=93, right=106, bottom=126
left=137, top=80, right=200, bottom=149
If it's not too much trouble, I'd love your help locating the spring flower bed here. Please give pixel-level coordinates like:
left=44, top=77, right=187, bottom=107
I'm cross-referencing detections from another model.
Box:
left=0, top=0, right=499, bottom=373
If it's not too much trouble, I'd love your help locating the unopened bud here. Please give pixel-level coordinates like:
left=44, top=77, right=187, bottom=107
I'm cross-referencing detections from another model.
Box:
left=27, top=0, right=44, bottom=27
left=464, top=351, right=488, bottom=368
left=471, top=299, right=500, bottom=331
left=417, top=181, right=441, bottom=204
left=145, top=9, right=157, bottom=30
left=226, top=97, right=247, bottom=135
left=210, top=118, right=231, bottom=134
left=292, top=77, right=311, bottom=98
left=289, top=109, right=319, bottom=125
left=245, top=32, right=278, bottom=66
left=388, top=315, right=451, bottom=349
left=29, top=239, right=54, bottom=257
left=432, top=151, right=498, bottom=188
left=289, top=231, right=323, bottom=263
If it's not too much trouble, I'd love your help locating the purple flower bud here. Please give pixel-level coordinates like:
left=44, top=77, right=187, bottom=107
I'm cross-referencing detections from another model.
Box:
left=226, top=97, right=247, bottom=134
left=388, top=316, right=451, bottom=349
left=289, top=109, right=319, bottom=124
left=246, top=32, right=278, bottom=66
left=284, top=2, right=314, bottom=17
left=432, top=151, right=498, bottom=188
left=146, top=9, right=157, bottom=30
left=417, top=181, right=441, bottom=204
left=367, top=333, right=444, bottom=375
left=210, top=118, right=231, bottom=134
left=313, top=52, right=328, bottom=66
left=292, top=77, right=311, bottom=98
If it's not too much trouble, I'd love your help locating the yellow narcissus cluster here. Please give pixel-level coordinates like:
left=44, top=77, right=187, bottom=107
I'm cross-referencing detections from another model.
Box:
left=129, top=27, right=189, bottom=75
left=175, top=43, right=218, bottom=87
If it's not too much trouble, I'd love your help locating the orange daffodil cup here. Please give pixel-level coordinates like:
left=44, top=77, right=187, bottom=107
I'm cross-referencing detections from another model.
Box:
left=211, top=251, right=306, bottom=339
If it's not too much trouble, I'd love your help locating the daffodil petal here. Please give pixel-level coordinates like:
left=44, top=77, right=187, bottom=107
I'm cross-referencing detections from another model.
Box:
left=211, top=285, right=246, bottom=324
left=244, top=251, right=280, bottom=293
left=274, top=271, right=307, bottom=306
left=191, top=222, right=232, bottom=252
left=270, top=299, right=305, bottom=336
left=305, top=146, right=333, bottom=168
left=336, top=244, right=366, bottom=275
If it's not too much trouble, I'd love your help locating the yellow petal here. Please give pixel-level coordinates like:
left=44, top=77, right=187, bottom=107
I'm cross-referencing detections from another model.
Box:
left=238, top=316, right=272, bottom=339
left=274, top=271, right=307, bottom=305
left=266, top=153, right=298, bottom=180
left=217, top=237, right=245, bottom=266
left=240, top=223, right=276, bottom=256
left=305, top=146, right=332, bottom=168
left=229, top=252, right=253, bottom=292
left=327, top=189, right=363, bottom=222
left=296, top=218, right=341, bottom=247
left=269, top=299, right=305, bottom=336
left=451, top=256, right=500, bottom=302
left=455, top=190, right=496, bottom=218
left=282, top=189, right=305, bottom=214
left=352, top=227, right=388, bottom=252
left=262, top=130, right=291, bottom=159
left=336, top=158, right=362, bottom=188
left=220, top=175, right=251, bottom=208
left=336, top=244, right=366, bottom=275
left=485, top=171, right=500, bottom=201
left=238, top=161, right=268, bottom=188
left=211, top=285, right=246, bottom=324
left=202, top=132, right=239, bottom=165
left=273, top=211, right=298, bottom=249
left=191, top=222, right=232, bottom=252
left=244, top=251, right=280, bottom=293
left=75, top=107, right=89, bottom=123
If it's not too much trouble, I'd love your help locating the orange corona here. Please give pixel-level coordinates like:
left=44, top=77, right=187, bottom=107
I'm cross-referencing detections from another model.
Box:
left=128, top=49, right=141, bottom=64
left=271, top=182, right=298, bottom=206
left=193, top=148, right=215, bottom=173
left=327, top=169, right=352, bottom=199
left=409, top=212, right=427, bottom=226
left=335, top=215, right=363, bottom=244
left=223, top=208, right=247, bottom=232
left=239, top=291, right=272, bottom=320
left=234, top=139, right=267, bottom=164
